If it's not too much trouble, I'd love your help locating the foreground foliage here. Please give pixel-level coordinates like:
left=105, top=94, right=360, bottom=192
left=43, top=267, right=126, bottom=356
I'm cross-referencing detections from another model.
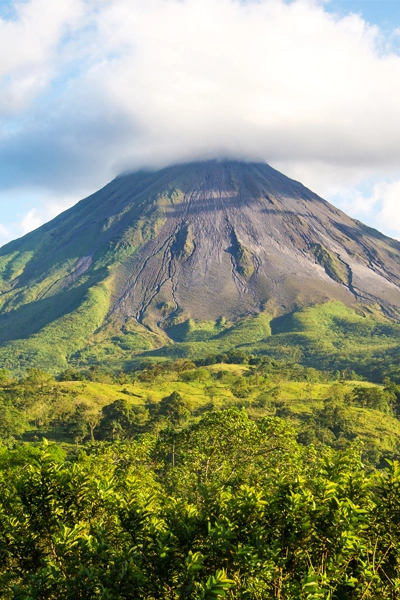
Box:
left=1, top=410, right=400, bottom=598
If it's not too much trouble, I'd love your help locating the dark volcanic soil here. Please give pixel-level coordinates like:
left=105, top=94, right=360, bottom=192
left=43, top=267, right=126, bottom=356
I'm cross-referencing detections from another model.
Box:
left=109, top=161, right=400, bottom=326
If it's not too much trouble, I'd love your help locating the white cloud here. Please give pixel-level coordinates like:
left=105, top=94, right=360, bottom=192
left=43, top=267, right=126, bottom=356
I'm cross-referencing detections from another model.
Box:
left=0, top=0, right=83, bottom=114
left=0, top=188, right=82, bottom=244
left=71, top=0, right=400, bottom=171
left=16, top=193, right=83, bottom=236
left=0, top=222, right=10, bottom=241
left=20, top=208, right=41, bottom=235
left=374, top=181, right=400, bottom=236
left=1, top=0, right=400, bottom=239
left=329, top=180, right=400, bottom=240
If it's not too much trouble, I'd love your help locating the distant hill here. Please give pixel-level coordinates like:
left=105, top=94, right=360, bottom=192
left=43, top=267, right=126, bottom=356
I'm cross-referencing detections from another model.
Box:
left=0, top=160, right=399, bottom=375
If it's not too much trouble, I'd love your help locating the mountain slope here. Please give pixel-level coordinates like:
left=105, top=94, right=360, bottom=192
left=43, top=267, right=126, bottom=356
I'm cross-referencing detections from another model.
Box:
left=0, top=160, right=399, bottom=373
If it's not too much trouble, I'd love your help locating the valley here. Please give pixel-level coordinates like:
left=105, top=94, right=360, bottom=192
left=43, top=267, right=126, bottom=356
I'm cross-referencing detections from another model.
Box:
left=1, top=356, right=399, bottom=467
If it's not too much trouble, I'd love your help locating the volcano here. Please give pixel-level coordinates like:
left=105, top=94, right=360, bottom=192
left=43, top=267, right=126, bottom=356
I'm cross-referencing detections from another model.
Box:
left=0, top=160, right=399, bottom=372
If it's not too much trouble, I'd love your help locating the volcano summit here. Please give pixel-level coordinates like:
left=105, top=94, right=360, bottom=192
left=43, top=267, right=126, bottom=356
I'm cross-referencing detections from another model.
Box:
left=0, top=161, right=399, bottom=373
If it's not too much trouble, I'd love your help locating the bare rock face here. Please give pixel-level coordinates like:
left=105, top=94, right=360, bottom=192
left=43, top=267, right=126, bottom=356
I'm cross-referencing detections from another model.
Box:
left=108, top=161, right=400, bottom=328
left=0, top=159, right=399, bottom=369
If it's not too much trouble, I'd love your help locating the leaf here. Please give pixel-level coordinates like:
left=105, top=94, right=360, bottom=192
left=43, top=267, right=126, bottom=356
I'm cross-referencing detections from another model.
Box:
left=198, top=570, right=234, bottom=599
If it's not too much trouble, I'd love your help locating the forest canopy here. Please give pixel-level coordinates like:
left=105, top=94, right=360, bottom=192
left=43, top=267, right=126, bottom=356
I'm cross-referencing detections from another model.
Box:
left=1, top=410, right=400, bottom=598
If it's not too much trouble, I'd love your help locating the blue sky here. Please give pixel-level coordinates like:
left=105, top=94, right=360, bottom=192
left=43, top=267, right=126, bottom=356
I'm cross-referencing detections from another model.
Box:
left=326, top=1, right=400, bottom=30
left=1, top=0, right=400, bottom=243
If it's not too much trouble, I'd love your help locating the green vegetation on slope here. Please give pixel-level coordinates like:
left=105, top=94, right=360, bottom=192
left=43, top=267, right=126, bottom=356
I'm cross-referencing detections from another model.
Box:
left=0, top=296, right=397, bottom=388
left=311, top=243, right=349, bottom=285
left=73, top=302, right=399, bottom=383
left=0, top=278, right=113, bottom=373
left=0, top=175, right=181, bottom=373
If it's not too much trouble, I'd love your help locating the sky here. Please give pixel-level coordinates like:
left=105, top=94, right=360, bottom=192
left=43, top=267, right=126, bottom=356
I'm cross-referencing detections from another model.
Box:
left=1, top=0, right=400, bottom=244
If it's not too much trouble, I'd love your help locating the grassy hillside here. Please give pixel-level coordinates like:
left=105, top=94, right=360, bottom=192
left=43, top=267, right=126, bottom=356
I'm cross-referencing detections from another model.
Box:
left=69, top=302, right=400, bottom=383
left=1, top=358, right=398, bottom=466
left=0, top=299, right=397, bottom=383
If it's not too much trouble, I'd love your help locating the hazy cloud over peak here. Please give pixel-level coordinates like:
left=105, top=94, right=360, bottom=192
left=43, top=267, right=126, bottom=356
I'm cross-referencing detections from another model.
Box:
left=1, top=0, right=400, bottom=241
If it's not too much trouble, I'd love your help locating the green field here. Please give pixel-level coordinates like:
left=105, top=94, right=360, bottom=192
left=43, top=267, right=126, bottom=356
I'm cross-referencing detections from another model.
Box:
left=0, top=357, right=397, bottom=466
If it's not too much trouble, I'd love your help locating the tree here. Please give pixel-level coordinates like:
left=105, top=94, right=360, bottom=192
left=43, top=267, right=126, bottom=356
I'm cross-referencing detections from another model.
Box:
left=230, top=377, right=250, bottom=399
left=304, top=382, right=313, bottom=400
left=98, top=399, right=149, bottom=440
left=57, top=368, right=86, bottom=382
left=155, top=409, right=302, bottom=493
left=3, top=420, right=400, bottom=598
left=180, top=368, right=210, bottom=383
left=172, top=359, right=196, bottom=374
left=0, top=402, right=27, bottom=445
left=157, top=391, right=190, bottom=426
left=85, top=407, right=102, bottom=442
left=325, top=383, right=348, bottom=403
left=28, top=399, right=51, bottom=431
left=98, top=399, right=134, bottom=440
left=24, top=368, right=54, bottom=390
left=352, top=386, right=394, bottom=412
left=317, top=398, right=350, bottom=437
left=0, top=369, right=10, bottom=386
left=66, top=411, right=89, bottom=448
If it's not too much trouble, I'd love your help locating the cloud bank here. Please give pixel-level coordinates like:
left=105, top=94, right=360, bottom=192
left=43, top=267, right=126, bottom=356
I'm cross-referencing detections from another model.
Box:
left=1, top=0, right=400, bottom=239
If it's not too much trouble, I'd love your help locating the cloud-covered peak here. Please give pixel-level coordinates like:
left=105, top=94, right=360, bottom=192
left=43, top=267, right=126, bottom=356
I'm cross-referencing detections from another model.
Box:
left=1, top=0, right=400, bottom=241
